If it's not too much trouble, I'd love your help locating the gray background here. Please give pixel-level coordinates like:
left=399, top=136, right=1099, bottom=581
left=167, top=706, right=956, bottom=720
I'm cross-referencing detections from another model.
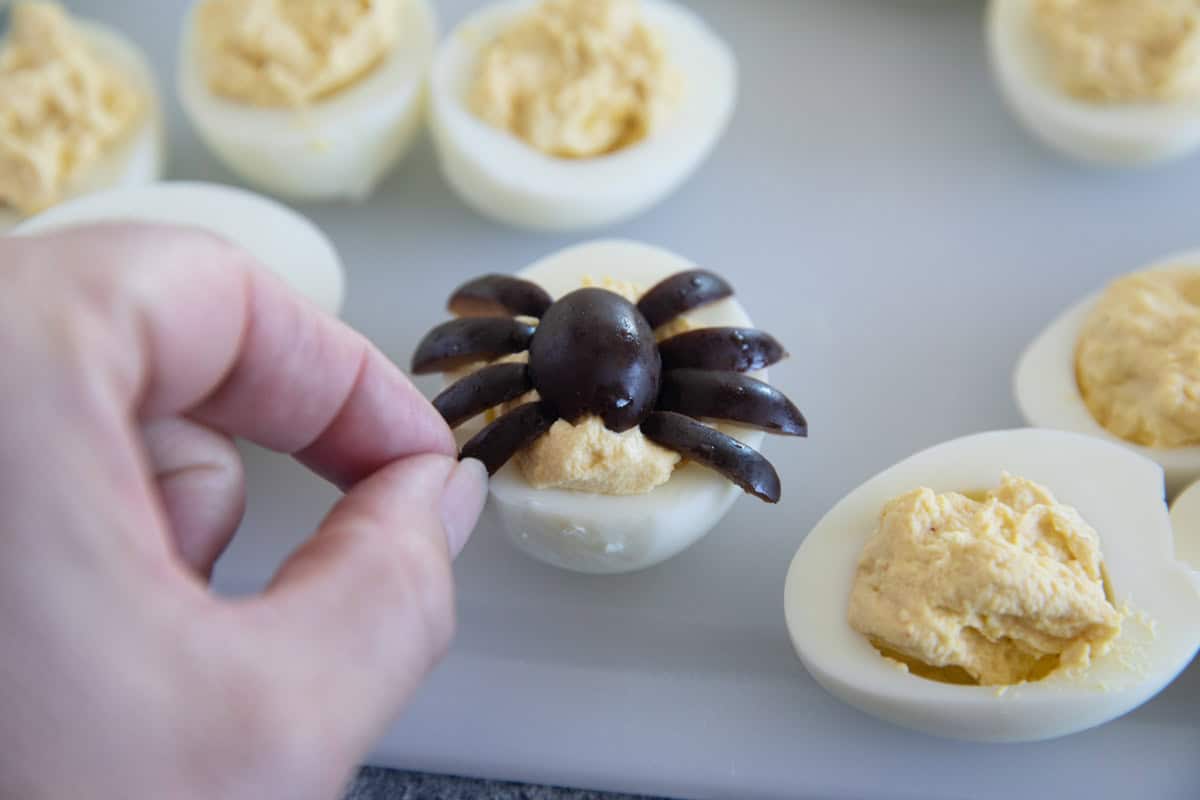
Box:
left=70, top=0, right=1200, bottom=798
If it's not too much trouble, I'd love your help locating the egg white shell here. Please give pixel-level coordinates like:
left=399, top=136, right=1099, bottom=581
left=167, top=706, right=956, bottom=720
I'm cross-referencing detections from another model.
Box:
left=428, top=0, right=737, bottom=231
left=1167, top=480, right=1200, bottom=588
left=1014, top=249, right=1200, bottom=499
left=473, top=239, right=769, bottom=574
left=0, top=19, right=165, bottom=233
left=784, top=429, right=1200, bottom=743
left=14, top=181, right=345, bottom=316
left=177, top=0, right=437, bottom=200
left=987, top=0, right=1200, bottom=166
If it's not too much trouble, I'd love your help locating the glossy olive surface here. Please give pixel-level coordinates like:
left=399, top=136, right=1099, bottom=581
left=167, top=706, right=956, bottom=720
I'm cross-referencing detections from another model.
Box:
left=528, top=288, right=661, bottom=432
left=637, top=269, right=733, bottom=330
left=449, top=274, right=553, bottom=318
left=433, top=363, right=532, bottom=428
left=658, top=369, right=807, bottom=435
left=411, top=317, right=535, bottom=374
left=641, top=411, right=782, bottom=502
left=659, top=327, right=786, bottom=372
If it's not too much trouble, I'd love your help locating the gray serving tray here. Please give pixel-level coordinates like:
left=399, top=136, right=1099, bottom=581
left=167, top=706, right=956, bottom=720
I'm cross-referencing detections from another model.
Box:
left=75, top=1, right=1200, bottom=797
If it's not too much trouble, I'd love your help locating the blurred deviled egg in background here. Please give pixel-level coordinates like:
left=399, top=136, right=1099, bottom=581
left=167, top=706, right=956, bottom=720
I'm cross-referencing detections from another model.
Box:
left=16, top=182, right=346, bottom=316
left=178, top=0, right=437, bottom=200
left=0, top=2, right=163, bottom=231
left=1015, top=249, right=1200, bottom=497
left=988, top=0, right=1200, bottom=166
left=429, top=0, right=737, bottom=231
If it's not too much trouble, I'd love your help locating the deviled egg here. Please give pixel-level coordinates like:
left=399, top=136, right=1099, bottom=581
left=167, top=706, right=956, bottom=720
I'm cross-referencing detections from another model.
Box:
left=0, top=2, right=164, bottom=231
left=429, top=0, right=736, bottom=231
left=15, top=181, right=346, bottom=316
left=411, top=239, right=805, bottom=574
left=178, top=0, right=437, bottom=200
left=1015, top=249, right=1200, bottom=497
left=785, top=429, right=1200, bottom=743
left=987, top=0, right=1200, bottom=165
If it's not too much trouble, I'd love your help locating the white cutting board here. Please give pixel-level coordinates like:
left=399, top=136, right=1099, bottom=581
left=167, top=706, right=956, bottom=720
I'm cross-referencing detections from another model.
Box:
left=72, top=0, right=1200, bottom=797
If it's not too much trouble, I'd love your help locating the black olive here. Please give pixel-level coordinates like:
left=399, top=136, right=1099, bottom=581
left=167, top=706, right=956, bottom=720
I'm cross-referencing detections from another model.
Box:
left=528, top=288, right=660, bottom=432
left=658, top=327, right=787, bottom=372
left=433, top=363, right=533, bottom=428
left=637, top=270, right=733, bottom=330
left=448, top=274, right=553, bottom=319
left=640, top=411, right=782, bottom=502
left=411, top=317, right=535, bottom=374
left=657, top=368, right=807, bottom=436
left=461, top=401, right=556, bottom=475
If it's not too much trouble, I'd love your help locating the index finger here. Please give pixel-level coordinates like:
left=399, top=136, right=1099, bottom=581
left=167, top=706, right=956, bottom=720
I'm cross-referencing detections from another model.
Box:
left=25, top=222, right=454, bottom=488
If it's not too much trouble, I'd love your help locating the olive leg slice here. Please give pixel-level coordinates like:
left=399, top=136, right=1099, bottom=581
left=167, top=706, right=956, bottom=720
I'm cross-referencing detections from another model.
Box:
left=659, top=327, right=787, bottom=372
left=461, top=401, right=557, bottom=475
left=641, top=411, right=782, bottom=503
left=411, top=317, right=535, bottom=374
left=636, top=269, right=734, bottom=330
left=657, top=369, right=807, bottom=436
left=433, top=363, right=533, bottom=428
left=448, top=274, right=553, bottom=319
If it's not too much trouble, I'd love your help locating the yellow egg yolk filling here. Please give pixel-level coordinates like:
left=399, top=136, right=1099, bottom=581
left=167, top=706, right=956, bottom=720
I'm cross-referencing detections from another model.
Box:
left=1033, top=0, right=1200, bottom=103
left=848, top=474, right=1123, bottom=686
left=1076, top=268, right=1200, bottom=449
left=469, top=0, right=681, bottom=158
left=196, top=0, right=401, bottom=107
left=0, top=1, right=143, bottom=215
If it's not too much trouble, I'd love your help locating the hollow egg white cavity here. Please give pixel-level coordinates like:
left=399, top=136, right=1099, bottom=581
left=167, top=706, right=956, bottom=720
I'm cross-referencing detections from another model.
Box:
left=784, top=429, right=1200, bottom=743
left=1167, top=480, right=1200, bottom=588
left=428, top=0, right=736, bottom=231
left=177, top=0, right=437, bottom=200
left=464, top=239, right=766, bottom=574
left=987, top=0, right=1200, bottom=166
left=15, top=182, right=345, bottom=316
left=0, top=19, right=165, bottom=233
left=1014, top=249, right=1200, bottom=498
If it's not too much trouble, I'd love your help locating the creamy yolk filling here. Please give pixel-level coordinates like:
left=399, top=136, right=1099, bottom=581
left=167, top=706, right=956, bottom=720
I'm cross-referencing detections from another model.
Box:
left=1032, top=0, right=1200, bottom=103
left=0, top=1, right=143, bottom=215
left=1076, top=268, right=1200, bottom=449
left=848, top=474, right=1123, bottom=686
left=196, top=0, right=401, bottom=107
left=469, top=0, right=681, bottom=158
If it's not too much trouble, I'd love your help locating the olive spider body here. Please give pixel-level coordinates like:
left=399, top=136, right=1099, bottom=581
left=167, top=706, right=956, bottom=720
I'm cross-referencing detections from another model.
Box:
left=412, top=270, right=805, bottom=502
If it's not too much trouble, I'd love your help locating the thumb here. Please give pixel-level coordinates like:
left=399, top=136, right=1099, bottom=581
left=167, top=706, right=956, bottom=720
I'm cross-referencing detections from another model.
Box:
left=251, top=453, right=486, bottom=747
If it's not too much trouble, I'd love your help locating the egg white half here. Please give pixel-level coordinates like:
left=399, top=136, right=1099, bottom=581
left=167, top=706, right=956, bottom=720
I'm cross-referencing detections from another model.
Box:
left=428, top=0, right=737, bottom=231
left=464, top=239, right=772, bottom=574
left=14, top=181, right=346, bottom=316
left=987, top=0, right=1200, bottom=166
left=0, top=20, right=165, bottom=233
left=1167, top=480, right=1200, bottom=589
left=177, top=0, right=437, bottom=200
left=784, top=429, right=1200, bottom=743
left=1014, top=249, right=1200, bottom=499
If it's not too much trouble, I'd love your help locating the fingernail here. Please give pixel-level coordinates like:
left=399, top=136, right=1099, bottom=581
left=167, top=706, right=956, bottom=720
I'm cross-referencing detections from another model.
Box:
left=439, top=458, right=488, bottom=558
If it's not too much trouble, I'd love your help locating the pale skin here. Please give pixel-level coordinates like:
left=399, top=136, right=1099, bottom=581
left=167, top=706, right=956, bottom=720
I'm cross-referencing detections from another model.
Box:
left=0, top=223, right=487, bottom=799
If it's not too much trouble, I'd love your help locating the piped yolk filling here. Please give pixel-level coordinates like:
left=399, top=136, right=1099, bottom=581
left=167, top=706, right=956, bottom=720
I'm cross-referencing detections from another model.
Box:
left=848, top=474, right=1124, bottom=687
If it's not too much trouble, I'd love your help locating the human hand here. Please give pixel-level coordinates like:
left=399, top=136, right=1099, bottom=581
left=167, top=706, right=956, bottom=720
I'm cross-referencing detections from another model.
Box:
left=0, top=223, right=487, bottom=800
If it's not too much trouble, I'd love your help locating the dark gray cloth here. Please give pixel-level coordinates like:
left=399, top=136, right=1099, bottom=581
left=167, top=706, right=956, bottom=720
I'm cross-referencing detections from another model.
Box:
left=344, top=768, right=663, bottom=800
